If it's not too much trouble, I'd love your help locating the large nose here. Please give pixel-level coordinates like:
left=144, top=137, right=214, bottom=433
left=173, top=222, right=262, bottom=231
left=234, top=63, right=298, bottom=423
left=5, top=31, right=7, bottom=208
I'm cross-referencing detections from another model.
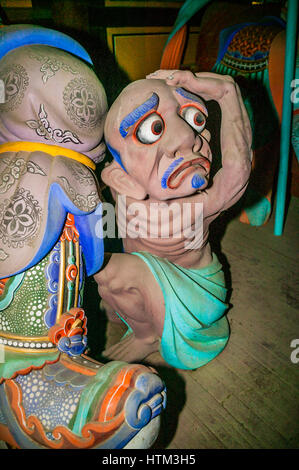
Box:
left=162, top=116, right=197, bottom=159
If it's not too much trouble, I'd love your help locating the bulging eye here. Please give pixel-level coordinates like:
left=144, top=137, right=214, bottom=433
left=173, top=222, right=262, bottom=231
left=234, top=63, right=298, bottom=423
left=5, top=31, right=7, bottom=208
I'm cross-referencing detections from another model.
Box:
left=135, top=112, right=164, bottom=144
left=181, top=106, right=206, bottom=133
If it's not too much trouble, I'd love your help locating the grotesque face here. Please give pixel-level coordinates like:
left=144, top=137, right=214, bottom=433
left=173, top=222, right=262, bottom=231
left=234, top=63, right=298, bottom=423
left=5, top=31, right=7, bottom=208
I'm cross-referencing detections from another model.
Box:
left=104, top=79, right=212, bottom=200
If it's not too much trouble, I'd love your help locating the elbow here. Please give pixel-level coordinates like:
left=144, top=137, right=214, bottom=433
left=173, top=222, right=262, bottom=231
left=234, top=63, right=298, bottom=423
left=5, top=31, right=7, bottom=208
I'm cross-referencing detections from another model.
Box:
left=223, top=157, right=252, bottom=179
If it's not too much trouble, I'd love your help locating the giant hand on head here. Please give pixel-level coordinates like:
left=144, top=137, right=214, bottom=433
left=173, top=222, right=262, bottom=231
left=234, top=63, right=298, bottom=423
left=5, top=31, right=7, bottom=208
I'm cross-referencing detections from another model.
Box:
left=147, top=69, right=252, bottom=146
left=102, top=78, right=213, bottom=202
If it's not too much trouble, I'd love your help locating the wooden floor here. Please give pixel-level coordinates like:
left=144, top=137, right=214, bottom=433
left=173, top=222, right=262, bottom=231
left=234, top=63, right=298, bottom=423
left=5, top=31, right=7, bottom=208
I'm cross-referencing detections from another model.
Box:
left=106, top=196, right=299, bottom=450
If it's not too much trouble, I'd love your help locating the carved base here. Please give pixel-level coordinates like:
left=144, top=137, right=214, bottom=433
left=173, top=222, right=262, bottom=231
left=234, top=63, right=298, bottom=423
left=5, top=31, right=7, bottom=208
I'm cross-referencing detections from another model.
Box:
left=0, top=354, right=166, bottom=449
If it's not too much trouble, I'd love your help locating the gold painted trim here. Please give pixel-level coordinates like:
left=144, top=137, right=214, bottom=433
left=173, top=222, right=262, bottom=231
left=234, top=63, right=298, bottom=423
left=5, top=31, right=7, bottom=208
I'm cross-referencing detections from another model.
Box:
left=0, top=332, right=50, bottom=341
left=107, top=25, right=171, bottom=51
left=1, top=0, right=32, bottom=7
left=105, top=1, right=183, bottom=7
left=106, top=25, right=201, bottom=52
left=56, top=239, right=65, bottom=324
left=74, top=241, right=80, bottom=308
left=0, top=142, right=96, bottom=171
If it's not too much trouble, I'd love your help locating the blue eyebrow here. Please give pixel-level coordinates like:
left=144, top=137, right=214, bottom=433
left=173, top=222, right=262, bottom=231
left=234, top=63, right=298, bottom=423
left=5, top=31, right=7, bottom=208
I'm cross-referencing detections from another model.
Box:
left=175, top=87, right=208, bottom=115
left=119, top=93, right=159, bottom=138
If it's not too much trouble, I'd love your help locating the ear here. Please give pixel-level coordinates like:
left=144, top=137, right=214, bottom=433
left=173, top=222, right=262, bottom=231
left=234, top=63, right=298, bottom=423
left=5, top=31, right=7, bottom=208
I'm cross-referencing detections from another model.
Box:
left=201, top=129, right=211, bottom=142
left=101, top=161, right=147, bottom=200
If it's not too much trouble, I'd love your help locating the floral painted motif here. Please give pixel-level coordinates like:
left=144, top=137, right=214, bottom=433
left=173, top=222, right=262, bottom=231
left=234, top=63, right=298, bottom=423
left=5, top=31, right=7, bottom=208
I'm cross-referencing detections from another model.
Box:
left=58, top=176, right=100, bottom=212
left=63, top=160, right=95, bottom=186
left=3, top=196, right=35, bottom=237
left=0, top=157, right=46, bottom=194
left=0, top=64, right=29, bottom=111
left=0, top=249, right=8, bottom=261
left=0, top=188, right=41, bottom=248
left=29, top=51, right=79, bottom=83
left=63, top=77, right=101, bottom=129
left=26, top=104, right=83, bottom=145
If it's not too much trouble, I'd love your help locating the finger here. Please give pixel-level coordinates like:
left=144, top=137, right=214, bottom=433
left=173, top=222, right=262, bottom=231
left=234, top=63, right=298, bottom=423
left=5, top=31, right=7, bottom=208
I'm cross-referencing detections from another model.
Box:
left=164, top=71, right=224, bottom=101
left=148, top=69, right=252, bottom=148
left=146, top=69, right=179, bottom=80
left=195, top=71, right=225, bottom=79
left=148, top=70, right=221, bottom=100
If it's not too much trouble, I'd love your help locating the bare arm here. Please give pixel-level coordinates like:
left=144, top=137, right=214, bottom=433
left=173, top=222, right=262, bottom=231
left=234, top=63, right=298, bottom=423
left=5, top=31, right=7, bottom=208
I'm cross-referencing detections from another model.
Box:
left=148, top=70, right=253, bottom=216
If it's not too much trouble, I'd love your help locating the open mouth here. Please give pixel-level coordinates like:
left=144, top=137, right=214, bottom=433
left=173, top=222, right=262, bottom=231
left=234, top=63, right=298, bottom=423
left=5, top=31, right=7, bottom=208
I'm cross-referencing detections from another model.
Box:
left=167, top=157, right=210, bottom=189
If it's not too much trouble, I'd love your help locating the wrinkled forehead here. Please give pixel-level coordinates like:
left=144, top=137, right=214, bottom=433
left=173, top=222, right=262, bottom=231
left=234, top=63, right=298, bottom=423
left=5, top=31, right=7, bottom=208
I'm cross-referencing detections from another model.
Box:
left=120, top=79, right=206, bottom=112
